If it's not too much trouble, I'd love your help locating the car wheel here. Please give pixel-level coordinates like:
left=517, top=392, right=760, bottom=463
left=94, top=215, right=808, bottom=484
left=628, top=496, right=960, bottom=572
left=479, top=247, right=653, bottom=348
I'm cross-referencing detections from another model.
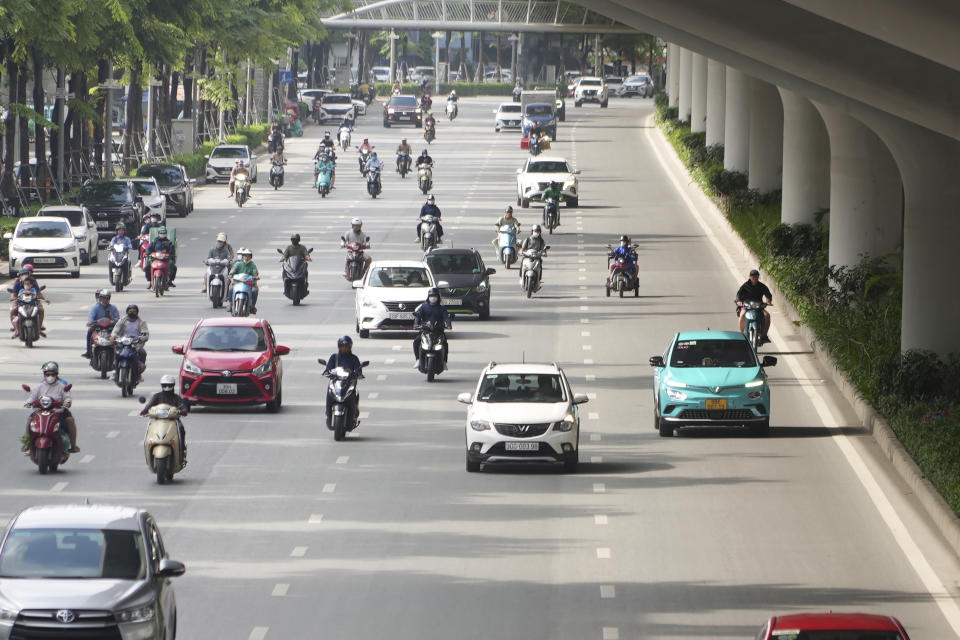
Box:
left=265, top=388, right=282, bottom=413
left=658, top=417, right=674, bottom=437
left=91, top=247, right=99, bottom=263
left=516, top=195, right=522, bottom=206
left=751, top=419, right=770, bottom=437
left=70, top=270, right=80, bottom=279
left=384, top=120, right=390, bottom=128
left=495, top=127, right=500, bottom=132
left=8, top=269, right=15, bottom=278
left=566, top=198, right=578, bottom=208
left=80, top=249, right=89, bottom=266
left=466, top=454, right=481, bottom=473
left=563, top=450, right=578, bottom=473
left=521, top=198, right=530, bottom=208
left=479, top=305, right=490, bottom=320
left=359, top=328, right=370, bottom=339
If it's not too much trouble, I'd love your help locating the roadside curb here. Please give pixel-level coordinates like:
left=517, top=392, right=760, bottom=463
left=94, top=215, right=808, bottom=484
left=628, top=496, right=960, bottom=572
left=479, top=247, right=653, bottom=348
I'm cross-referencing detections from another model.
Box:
left=649, top=118, right=960, bottom=560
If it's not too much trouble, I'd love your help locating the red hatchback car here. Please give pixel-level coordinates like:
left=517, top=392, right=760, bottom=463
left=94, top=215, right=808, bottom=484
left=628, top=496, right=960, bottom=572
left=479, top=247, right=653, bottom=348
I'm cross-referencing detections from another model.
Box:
left=172, top=317, right=290, bottom=411
left=756, top=612, right=911, bottom=639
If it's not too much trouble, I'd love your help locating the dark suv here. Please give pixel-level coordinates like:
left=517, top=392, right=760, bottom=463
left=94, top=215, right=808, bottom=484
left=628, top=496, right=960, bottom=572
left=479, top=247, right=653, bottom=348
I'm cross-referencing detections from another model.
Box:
left=79, top=180, right=142, bottom=247
left=383, top=95, right=422, bottom=128
left=136, top=163, right=195, bottom=216
left=424, top=248, right=495, bottom=319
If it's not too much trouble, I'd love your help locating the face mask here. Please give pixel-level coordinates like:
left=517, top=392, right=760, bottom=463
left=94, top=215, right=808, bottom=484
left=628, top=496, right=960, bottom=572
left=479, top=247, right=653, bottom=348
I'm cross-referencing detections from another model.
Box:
left=127, top=313, right=138, bottom=320
left=428, top=296, right=439, bottom=305
left=44, top=375, right=56, bottom=384
left=532, top=232, right=540, bottom=238
left=216, top=242, right=224, bottom=248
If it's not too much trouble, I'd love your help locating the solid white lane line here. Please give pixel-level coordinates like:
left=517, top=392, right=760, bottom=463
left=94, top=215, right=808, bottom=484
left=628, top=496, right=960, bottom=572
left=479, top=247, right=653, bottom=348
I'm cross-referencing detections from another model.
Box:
left=590, top=433, right=602, bottom=441
left=322, top=483, right=336, bottom=493
left=595, top=514, right=609, bottom=525
left=600, top=585, right=616, bottom=598
left=591, top=456, right=603, bottom=464
left=80, top=455, right=95, bottom=464
left=585, top=374, right=596, bottom=382
left=271, top=584, right=289, bottom=597
left=50, top=482, right=68, bottom=493
left=596, top=548, right=611, bottom=559
left=308, top=514, right=324, bottom=523
left=106, top=431, right=119, bottom=439
left=290, top=546, right=308, bottom=557
left=603, top=627, right=619, bottom=640
left=248, top=627, right=268, bottom=640
left=593, top=483, right=606, bottom=493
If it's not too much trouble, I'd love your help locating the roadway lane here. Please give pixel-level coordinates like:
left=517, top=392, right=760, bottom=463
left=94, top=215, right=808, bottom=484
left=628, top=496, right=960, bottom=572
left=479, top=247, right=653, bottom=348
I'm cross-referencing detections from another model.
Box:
left=0, top=96, right=958, bottom=640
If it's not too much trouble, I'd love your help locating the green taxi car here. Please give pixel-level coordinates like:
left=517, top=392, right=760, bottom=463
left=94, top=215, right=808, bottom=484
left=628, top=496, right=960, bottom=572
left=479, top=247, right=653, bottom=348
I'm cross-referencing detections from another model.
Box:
left=649, top=330, right=777, bottom=437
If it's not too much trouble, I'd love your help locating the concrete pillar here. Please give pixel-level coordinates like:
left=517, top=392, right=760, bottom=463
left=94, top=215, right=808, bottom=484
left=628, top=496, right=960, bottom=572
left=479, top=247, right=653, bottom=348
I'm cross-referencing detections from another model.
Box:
left=723, top=67, right=749, bottom=172
left=705, top=59, right=725, bottom=147
left=814, top=104, right=902, bottom=272
left=690, top=53, right=707, bottom=133
left=747, top=78, right=783, bottom=192
left=778, top=89, right=830, bottom=225
left=678, top=48, right=692, bottom=122
left=667, top=43, right=679, bottom=108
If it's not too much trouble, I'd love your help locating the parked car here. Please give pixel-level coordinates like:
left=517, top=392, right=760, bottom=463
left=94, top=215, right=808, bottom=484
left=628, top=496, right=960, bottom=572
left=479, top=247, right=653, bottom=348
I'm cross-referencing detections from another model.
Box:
left=371, top=66, right=391, bottom=83
left=649, top=330, right=778, bottom=437
left=0, top=504, right=184, bottom=640
left=78, top=179, right=143, bottom=247
left=318, top=93, right=356, bottom=123
left=205, top=144, right=257, bottom=184
left=383, top=94, right=423, bottom=128
left=458, top=361, right=589, bottom=472
left=4, top=216, right=81, bottom=278
left=574, top=76, right=608, bottom=107
left=755, top=612, right=911, bottom=639
left=34, top=205, right=98, bottom=266
left=516, top=156, right=580, bottom=208
left=618, top=74, right=654, bottom=98
left=130, top=177, right=167, bottom=223
left=354, top=260, right=441, bottom=338
left=494, top=102, right=523, bottom=132
left=172, top=317, right=289, bottom=412
left=135, top=163, right=195, bottom=216
left=424, top=247, right=495, bottom=320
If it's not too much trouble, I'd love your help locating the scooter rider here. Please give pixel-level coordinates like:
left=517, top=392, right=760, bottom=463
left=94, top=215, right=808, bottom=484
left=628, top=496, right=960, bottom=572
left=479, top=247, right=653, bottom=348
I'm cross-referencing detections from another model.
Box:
left=316, top=151, right=337, bottom=190
left=139, top=211, right=163, bottom=237
left=202, top=232, right=235, bottom=293
left=82, top=289, right=119, bottom=358
left=282, top=234, right=312, bottom=262
left=607, top=235, right=639, bottom=283
left=447, top=89, right=459, bottom=104
left=111, top=304, right=150, bottom=372
left=521, top=224, right=547, bottom=252
left=22, top=362, right=80, bottom=453
left=145, top=226, right=177, bottom=288
left=227, top=160, right=250, bottom=199
left=417, top=148, right=433, bottom=168
left=735, top=269, right=773, bottom=343
left=322, top=336, right=365, bottom=427
left=108, top=223, right=134, bottom=251
left=396, top=138, right=413, bottom=172
left=9, top=268, right=49, bottom=336
left=513, top=80, right=523, bottom=102
left=365, top=151, right=384, bottom=177
left=412, top=288, right=452, bottom=369
left=417, top=195, right=444, bottom=242
left=140, top=374, right=189, bottom=464
left=492, top=206, right=521, bottom=249
left=229, top=248, right=260, bottom=314
left=340, top=218, right=372, bottom=272
left=541, top=181, right=564, bottom=225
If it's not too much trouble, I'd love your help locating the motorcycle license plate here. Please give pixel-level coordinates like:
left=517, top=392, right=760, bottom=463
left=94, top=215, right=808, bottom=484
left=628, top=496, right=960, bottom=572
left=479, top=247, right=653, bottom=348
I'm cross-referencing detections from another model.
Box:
left=440, top=298, right=461, bottom=306
left=96, top=221, right=110, bottom=229
left=705, top=399, right=727, bottom=410
left=389, top=312, right=414, bottom=320
left=32, top=257, right=55, bottom=263
left=217, top=383, right=238, bottom=395
left=505, top=442, right=539, bottom=451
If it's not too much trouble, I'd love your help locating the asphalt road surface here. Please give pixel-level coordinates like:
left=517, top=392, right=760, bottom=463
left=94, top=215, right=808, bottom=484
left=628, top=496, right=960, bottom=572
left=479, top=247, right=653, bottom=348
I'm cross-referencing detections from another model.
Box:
left=1, top=97, right=959, bottom=640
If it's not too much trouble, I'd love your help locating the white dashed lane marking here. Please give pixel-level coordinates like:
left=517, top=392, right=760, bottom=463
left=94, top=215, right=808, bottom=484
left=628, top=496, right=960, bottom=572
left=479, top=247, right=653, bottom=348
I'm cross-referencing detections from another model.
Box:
left=271, top=584, right=289, bottom=597
left=596, top=548, right=612, bottom=559
left=368, top=392, right=379, bottom=399
left=106, top=431, right=119, bottom=439
left=600, top=585, right=616, bottom=598
left=80, top=455, right=95, bottom=464
left=590, top=433, right=602, bottom=441
left=308, top=514, right=324, bottom=523
left=50, top=482, right=68, bottom=493
left=322, top=483, right=336, bottom=493
left=595, top=514, right=609, bottom=525
left=588, top=412, right=599, bottom=420
left=591, top=456, right=603, bottom=464
left=248, top=627, right=268, bottom=640
left=603, top=627, right=620, bottom=640
left=583, top=359, right=594, bottom=365
left=592, top=483, right=606, bottom=494
left=290, top=546, right=308, bottom=557
left=336, top=456, right=349, bottom=464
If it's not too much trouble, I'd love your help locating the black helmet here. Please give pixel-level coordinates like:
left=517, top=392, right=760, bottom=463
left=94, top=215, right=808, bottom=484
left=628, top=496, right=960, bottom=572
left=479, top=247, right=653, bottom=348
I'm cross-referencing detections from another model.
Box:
left=427, top=287, right=440, bottom=303
left=619, top=235, right=630, bottom=243
left=337, top=335, right=353, bottom=348
left=291, top=234, right=301, bottom=245
left=505, top=205, right=514, bottom=214
left=126, top=304, right=139, bottom=315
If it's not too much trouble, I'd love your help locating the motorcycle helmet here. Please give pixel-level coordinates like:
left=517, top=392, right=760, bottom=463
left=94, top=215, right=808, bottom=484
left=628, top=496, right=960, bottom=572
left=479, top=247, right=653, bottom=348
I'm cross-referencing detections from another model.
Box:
left=97, top=289, right=112, bottom=300
left=324, top=131, right=331, bottom=138
left=41, top=361, right=59, bottom=376
left=531, top=224, right=542, bottom=233
left=401, top=138, right=407, bottom=144
left=504, top=205, right=513, bottom=214
left=17, top=267, right=31, bottom=276
left=337, top=335, right=353, bottom=349
left=426, top=287, right=441, bottom=305
left=216, top=232, right=228, bottom=242
left=22, top=264, right=34, bottom=272
left=371, top=152, right=378, bottom=159
left=291, top=234, right=301, bottom=245
left=238, top=247, right=253, bottom=257
left=160, top=374, right=176, bottom=392
left=116, top=223, right=126, bottom=231
left=351, top=218, right=362, bottom=230
left=126, top=304, right=139, bottom=319
left=427, top=195, right=435, bottom=203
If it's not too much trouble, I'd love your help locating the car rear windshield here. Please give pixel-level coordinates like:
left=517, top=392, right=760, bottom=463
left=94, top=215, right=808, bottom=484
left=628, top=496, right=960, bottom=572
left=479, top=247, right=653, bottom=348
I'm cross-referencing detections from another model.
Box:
left=390, top=96, right=418, bottom=107
left=368, top=266, right=430, bottom=287
left=132, top=182, right=158, bottom=197
left=500, top=105, right=522, bottom=113
left=190, top=325, right=268, bottom=351
left=38, top=211, right=83, bottom=226
left=137, top=166, right=182, bottom=187
left=670, top=339, right=757, bottom=368
left=525, top=105, right=553, bottom=117
left=580, top=79, right=602, bottom=86
left=16, top=220, right=71, bottom=238
left=426, top=253, right=482, bottom=275
left=211, top=147, right=248, bottom=159
left=528, top=161, right=571, bottom=173
left=477, top=373, right=567, bottom=403
left=323, top=95, right=353, bottom=104
left=627, top=76, right=649, bottom=83
left=80, top=182, right=131, bottom=204
left=0, top=528, right=145, bottom=580
left=771, top=633, right=903, bottom=640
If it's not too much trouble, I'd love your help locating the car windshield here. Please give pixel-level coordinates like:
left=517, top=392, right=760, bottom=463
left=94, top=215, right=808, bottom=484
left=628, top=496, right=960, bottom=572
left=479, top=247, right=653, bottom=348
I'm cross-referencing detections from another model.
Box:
left=581, top=79, right=602, bottom=86
left=132, top=182, right=158, bottom=197
left=426, top=253, right=482, bottom=275
left=137, top=166, right=182, bottom=187
left=80, top=182, right=130, bottom=204
left=477, top=373, right=567, bottom=403
left=627, top=76, right=648, bottom=83
left=391, top=96, right=418, bottom=107
left=528, top=161, right=571, bottom=173
left=0, top=528, right=145, bottom=580
left=368, top=266, right=431, bottom=287
left=211, top=147, right=248, bottom=159
left=38, top=211, right=83, bottom=226
left=525, top=105, right=553, bottom=117
left=190, top=326, right=268, bottom=351
left=670, top=339, right=758, bottom=368
left=500, top=105, right=521, bottom=113
left=771, top=633, right=903, bottom=640
left=324, top=95, right=353, bottom=104
left=16, top=220, right=71, bottom=238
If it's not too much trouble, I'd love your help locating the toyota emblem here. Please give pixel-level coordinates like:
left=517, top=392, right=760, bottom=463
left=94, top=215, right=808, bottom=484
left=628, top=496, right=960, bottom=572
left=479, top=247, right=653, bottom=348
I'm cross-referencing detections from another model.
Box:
left=56, top=610, right=77, bottom=624
left=222, top=370, right=233, bottom=377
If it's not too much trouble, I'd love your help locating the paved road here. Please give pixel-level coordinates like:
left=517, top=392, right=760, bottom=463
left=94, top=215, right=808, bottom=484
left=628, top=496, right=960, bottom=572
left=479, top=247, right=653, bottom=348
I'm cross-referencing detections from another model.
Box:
left=1, top=97, right=959, bottom=640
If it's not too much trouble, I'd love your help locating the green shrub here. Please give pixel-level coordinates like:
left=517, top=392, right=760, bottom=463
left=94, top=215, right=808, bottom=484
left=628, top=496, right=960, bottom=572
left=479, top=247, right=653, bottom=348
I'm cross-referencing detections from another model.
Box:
left=171, top=152, right=207, bottom=179
left=706, top=167, right=748, bottom=196
left=679, top=130, right=705, bottom=150
left=653, top=92, right=668, bottom=109
left=372, top=82, right=515, bottom=97
left=226, top=134, right=248, bottom=146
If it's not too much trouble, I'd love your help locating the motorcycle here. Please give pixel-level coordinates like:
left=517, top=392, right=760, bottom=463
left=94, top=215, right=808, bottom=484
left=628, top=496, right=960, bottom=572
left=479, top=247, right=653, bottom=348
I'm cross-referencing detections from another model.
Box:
left=318, top=357, right=370, bottom=441
left=269, top=162, right=285, bottom=189
left=21, top=384, right=72, bottom=474
left=339, top=126, right=351, bottom=151
left=276, top=247, right=312, bottom=305
left=497, top=224, right=519, bottom=269
left=10, top=287, right=43, bottom=348
left=234, top=173, right=250, bottom=207
left=530, top=135, right=542, bottom=156
left=741, top=300, right=771, bottom=351
left=366, top=167, right=382, bottom=198
left=204, top=257, right=231, bottom=308
left=397, top=152, right=411, bottom=178
left=138, top=398, right=186, bottom=485
left=417, top=163, right=433, bottom=195
left=90, top=317, right=116, bottom=379
left=423, top=120, right=436, bottom=144
left=108, top=244, right=132, bottom=292
left=521, top=246, right=549, bottom=298
left=231, top=273, right=256, bottom=317
left=357, top=146, right=373, bottom=175
left=512, top=87, right=522, bottom=103
left=289, top=118, right=303, bottom=137
left=605, top=245, right=639, bottom=298
left=543, top=197, right=560, bottom=234
left=137, top=234, right=151, bottom=271
left=446, top=100, right=458, bottom=120
left=316, top=161, right=334, bottom=198
left=149, top=250, right=171, bottom=297
left=421, top=95, right=433, bottom=111
left=419, top=214, right=440, bottom=251
left=343, top=241, right=368, bottom=282
left=115, top=335, right=143, bottom=397
left=416, top=320, right=447, bottom=382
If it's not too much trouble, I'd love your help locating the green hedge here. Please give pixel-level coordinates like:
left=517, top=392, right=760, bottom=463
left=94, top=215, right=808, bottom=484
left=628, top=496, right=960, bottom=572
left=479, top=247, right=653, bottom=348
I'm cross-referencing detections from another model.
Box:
left=654, top=92, right=960, bottom=515
left=1, top=216, right=18, bottom=262
left=373, top=82, right=515, bottom=97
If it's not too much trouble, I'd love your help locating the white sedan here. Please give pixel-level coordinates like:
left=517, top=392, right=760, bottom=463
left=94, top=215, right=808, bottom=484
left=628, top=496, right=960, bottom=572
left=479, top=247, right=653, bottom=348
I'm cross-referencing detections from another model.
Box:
left=354, top=261, right=444, bottom=338
left=4, top=216, right=80, bottom=278
left=515, top=156, right=580, bottom=208
left=130, top=177, right=167, bottom=223
left=35, top=205, right=98, bottom=266
left=494, top=102, right=523, bottom=132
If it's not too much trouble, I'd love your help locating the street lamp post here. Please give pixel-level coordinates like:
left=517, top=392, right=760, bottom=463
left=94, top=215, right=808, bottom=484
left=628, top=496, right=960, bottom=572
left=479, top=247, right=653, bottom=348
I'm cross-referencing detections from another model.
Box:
left=432, top=31, right=444, bottom=92
left=389, top=30, right=400, bottom=85
left=146, top=77, right=161, bottom=163
left=508, top=33, right=520, bottom=83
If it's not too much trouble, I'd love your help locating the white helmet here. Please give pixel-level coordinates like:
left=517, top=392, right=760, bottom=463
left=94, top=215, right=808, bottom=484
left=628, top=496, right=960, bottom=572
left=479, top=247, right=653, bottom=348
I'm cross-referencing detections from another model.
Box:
left=238, top=247, right=252, bottom=256
left=160, top=374, right=176, bottom=386
left=351, top=217, right=362, bottom=227
left=216, top=232, right=227, bottom=242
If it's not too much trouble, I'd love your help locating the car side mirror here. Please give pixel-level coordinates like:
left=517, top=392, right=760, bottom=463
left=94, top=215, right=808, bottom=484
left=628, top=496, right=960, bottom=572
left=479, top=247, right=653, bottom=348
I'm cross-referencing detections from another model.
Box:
left=573, top=170, right=581, bottom=175
left=317, top=358, right=327, bottom=365
left=74, top=232, right=85, bottom=240
left=171, top=345, right=184, bottom=354
left=2, top=233, right=11, bottom=240
left=457, top=392, right=472, bottom=404
left=189, top=179, right=197, bottom=184
left=203, top=155, right=209, bottom=160
left=308, top=247, right=314, bottom=253
left=250, top=155, right=256, bottom=161
left=351, top=280, right=363, bottom=289
left=762, top=356, right=778, bottom=367
left=157, top=558, right=186, bottom=578
left=572, top=393, right=589, bottom=405
left=649, top=356, right=665, bottom=367
left=545, top=246, right=551, bottom=250
left=486, top=268, right=496, bottom=275
left=360, top=360, right=370, bottom=367
left=515, top=169, right=522, bottom=174
left=275, top=345, right=291, bottom=356
left=436, top=280, right=449, bottom=288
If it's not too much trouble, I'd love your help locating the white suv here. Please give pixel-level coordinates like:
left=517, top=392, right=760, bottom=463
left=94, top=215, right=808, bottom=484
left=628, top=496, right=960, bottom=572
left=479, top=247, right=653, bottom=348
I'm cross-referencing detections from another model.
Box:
left=574, top=76, right=609, bottom=108
left=458, top=362, right=589, bottom=472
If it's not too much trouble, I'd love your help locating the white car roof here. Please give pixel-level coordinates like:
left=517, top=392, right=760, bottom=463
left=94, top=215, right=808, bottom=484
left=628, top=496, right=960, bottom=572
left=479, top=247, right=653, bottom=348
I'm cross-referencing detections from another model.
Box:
left=38, top=205, right=83, bottom=213
left=527, top=156, right=570, bottom=164
left=13, top=504, right=143, bottom=531
left=483, top=362, right=563, bottom=375
left=580, top=76, right=603, bottom=82
left=368, top=260, right=431, bottom=269
left=213, top=145, right=248, bottom=150
left=20, top=216, right=70, bottom=227
left=498, top=103, right=521, bottom=109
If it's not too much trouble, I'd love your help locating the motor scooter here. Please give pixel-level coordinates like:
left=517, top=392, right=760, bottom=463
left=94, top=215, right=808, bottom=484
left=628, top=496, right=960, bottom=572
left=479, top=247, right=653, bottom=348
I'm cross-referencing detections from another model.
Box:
left=366, top=167, right=382, bottom=198
left=21, top=383, right=72, bottom=474
left=741, top=300, right=772, bottom=351
left=317, top=358, right=370, bottom=441
left=343, top=241, right=368, bottom=282
left=137, top=234, right=151, bottom=271
left=418, top=163, right=433, bottom=194
left=204, top=257, right=231, bottom=308
left=90, top=317, right=116, bottom=379
left=108, top=244, right=131, bottom=292
left=230, top=273, right=257, bottom=317
left=357, top=146, right=373, bottom=175
left=269, top=162, right=285, bottom=189
left=339, top=126, right=351, bottom=151
left=10, top=287, right=43, bottom=348
left=446, top=101, right=458, bottom=120
left=316, top=161, right=334, bottom=197
left=416, top=320, right=447, bottom=382
left=497, top=224, right=519, bottom=269
left=605, top=245, right=639, bottom=298
left=423, top=120, right=436, bottom=143
left=521, top=246, right=549, bottom=298
left=419, top=214, right=439, bottom=251
left=234, top=173, right=250, bottom=207
left=138, top=398, right=186, bottom=485
left=115, top=335, right=143, bottom=397
left=397, top=152, right=411, bottom=178
left=149, top=250, right=171, bottom=297
left=276, top=247, right=312, bottom=305
left=543, top=197, right=560, bottom=234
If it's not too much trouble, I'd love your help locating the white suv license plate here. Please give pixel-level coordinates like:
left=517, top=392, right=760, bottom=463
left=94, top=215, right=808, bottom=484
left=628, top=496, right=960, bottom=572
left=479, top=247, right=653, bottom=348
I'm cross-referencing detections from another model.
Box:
left=441, top=298, right=461, bottom=305
left=217, top=383, right=238, bottom=395
left=388, top=312, right=414, bottom=320
left=505, top=442, right=539, bottom=451
left=32, top=257, right=56, bottom=264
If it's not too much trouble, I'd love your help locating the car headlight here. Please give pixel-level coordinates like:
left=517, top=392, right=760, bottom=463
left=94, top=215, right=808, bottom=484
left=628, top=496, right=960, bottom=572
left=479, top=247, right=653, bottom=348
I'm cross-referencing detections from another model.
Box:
left=362, top=297, right=380, bottom=309
left=666, top=388, right=687, bottom=401
left=253, top=360, right=273, bottom=377
left=11, top=242, right=26, bottom=252
left=554, top=413, right=576, bottom=432
left=116, top=604, right=155, bottom=624
left=747, top=390, right=764, bottom=399
left=0, top=606, right=17, bottom=621
left=476, top=281, right=488, bottom=292
left=470, top=420, right=491, bottom=431
left=387, top=108, right=395, bottom=114
left=182, top=359, right=201, bottom=375
left=665, top=379, right=687, bottom=389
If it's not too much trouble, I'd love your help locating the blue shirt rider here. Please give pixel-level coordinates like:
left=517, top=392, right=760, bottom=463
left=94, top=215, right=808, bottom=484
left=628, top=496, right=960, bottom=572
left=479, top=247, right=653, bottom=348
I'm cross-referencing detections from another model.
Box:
left=107, top=224, right=134, bottom=251
left=608, top=235, right=638, bottom=282
left=323, top=336, right=364, bottom=426
left=417, top=194, right=444, bottom=241
left=83, top=289, right=120, bottom=358
left=145, top=227, right=177, bottom=287
left=412, top=288, right=452, bottom=367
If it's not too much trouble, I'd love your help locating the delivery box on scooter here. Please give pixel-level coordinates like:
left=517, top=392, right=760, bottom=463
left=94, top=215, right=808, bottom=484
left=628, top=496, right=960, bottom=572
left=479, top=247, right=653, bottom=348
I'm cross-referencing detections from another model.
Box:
left=148, top=227, right=177, bottom=248
left=520, top=136, right=531, bottom=150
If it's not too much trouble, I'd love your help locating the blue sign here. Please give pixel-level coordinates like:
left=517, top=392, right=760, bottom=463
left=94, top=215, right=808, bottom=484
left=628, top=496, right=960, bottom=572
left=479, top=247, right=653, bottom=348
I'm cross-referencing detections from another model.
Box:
left=278, top=71, right=292, bottom=84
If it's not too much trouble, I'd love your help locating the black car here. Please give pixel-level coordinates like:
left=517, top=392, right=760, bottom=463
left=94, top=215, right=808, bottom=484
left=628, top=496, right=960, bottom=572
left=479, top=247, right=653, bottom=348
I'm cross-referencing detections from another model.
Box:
left=136, top=163, right=195, bottom=216
left=383, top=95, right=423, bottom=128
left=79, top=180, right=143, bottom=247
left=424, top=248, right=495, bottom=320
